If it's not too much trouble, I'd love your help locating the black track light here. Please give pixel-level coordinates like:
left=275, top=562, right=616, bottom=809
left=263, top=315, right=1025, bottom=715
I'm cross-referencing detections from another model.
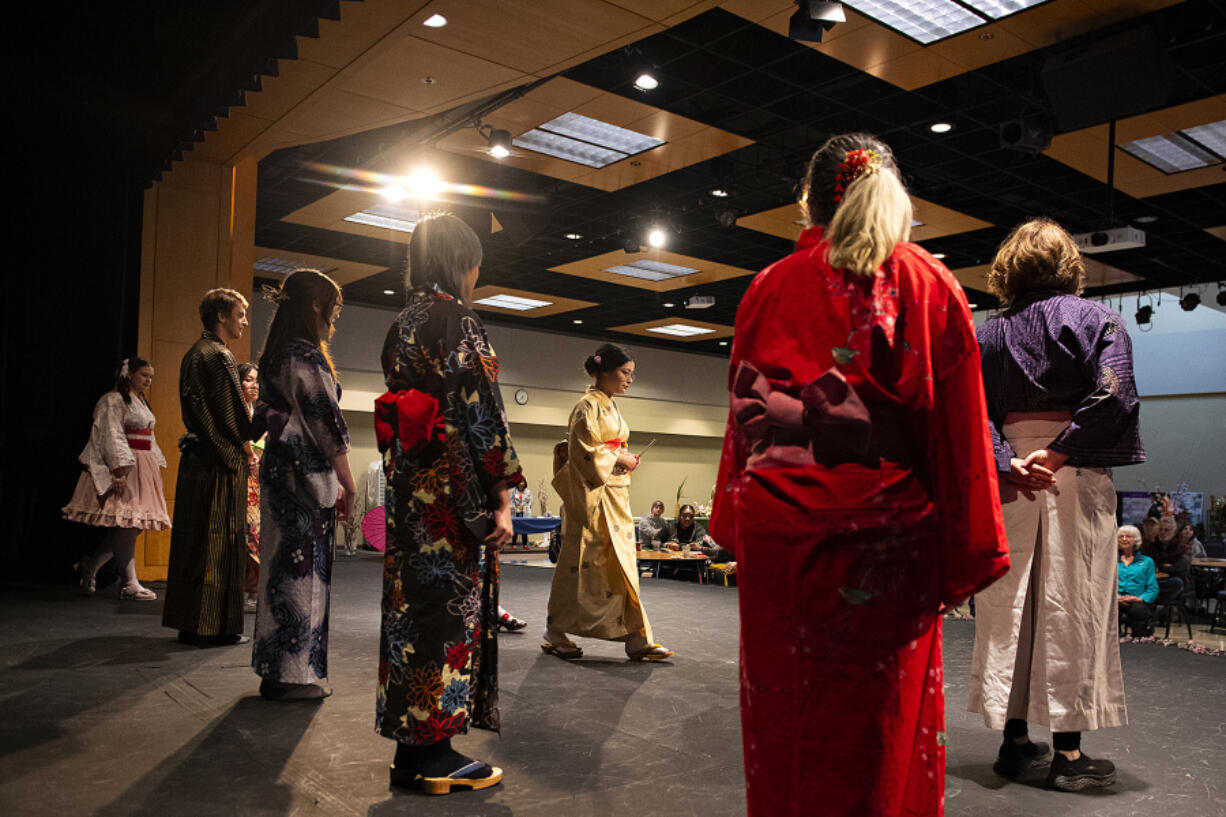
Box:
left=1135, top=304, right=1153, bottom=325
left=1179, top=292, right=1200, bottom=311
left=1217, top=289, right=1226, bottom=307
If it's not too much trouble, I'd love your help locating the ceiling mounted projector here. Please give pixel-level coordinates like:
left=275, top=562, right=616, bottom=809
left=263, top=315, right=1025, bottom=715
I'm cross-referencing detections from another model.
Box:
left=1072, top=226, right=1146, bottom=254
left=684, top=295, right=715, bottom=309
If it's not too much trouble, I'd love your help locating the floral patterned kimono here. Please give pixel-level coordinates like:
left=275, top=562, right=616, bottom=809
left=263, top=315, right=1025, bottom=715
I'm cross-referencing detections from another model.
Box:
left=376, top=287, right=520, bottom=745
left=547, top=387, right=651, bottom=643
left=251, top=342, right=349, bottom=685
left=712, top=227, right=1009, bottom=817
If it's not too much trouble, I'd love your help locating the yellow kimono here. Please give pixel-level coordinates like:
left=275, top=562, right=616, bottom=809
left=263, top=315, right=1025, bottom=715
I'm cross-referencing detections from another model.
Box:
left=548, top=387, right=652, bottom=642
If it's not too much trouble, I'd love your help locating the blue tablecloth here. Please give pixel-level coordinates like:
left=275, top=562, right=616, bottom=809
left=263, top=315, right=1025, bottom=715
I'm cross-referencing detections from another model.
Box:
left=513, top=516, right=561, bottom=535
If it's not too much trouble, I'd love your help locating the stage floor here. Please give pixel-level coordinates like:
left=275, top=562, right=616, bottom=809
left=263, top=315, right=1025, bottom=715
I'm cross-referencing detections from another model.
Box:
left=1, top=554, right=1223, bottom=817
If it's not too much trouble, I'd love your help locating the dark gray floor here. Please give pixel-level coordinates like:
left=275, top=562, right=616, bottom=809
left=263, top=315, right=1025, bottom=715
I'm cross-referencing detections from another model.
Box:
left=0, top=555, right=1222, bottom=817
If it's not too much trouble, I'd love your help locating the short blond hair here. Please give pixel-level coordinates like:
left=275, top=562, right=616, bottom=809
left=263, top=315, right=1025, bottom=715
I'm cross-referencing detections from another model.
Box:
left=987, top=218, right=1084, bottom=306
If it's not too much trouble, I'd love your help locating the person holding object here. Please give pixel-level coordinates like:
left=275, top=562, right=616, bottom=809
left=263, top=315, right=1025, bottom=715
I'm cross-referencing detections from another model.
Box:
left=162, top=288, right=254, bottom=647
left=250, top=270, right=353, bottom=701
left=969, top=218, right=1145, bottom=792
left=376, top=214, right=519, bottom=794
left=711, top=133, right=1009, bottom=817
left=63, top=356, right=170, bottom=600
left=1116, top=525, right=1158, bottom=637
left=544, top=343, right=673, bottom=661
left=659, top=503, right=711, bottom=550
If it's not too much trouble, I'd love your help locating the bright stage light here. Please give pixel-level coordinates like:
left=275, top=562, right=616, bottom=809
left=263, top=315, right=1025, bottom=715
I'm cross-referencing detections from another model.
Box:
left=648, top=228, right=666, bottom=248
left=405, top=169, right=443, bottom=199
left=380, top=185, right=407, bottom=202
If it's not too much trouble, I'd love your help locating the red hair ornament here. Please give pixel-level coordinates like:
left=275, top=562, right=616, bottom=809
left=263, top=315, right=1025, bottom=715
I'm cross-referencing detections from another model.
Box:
left=833, top=148, right=881, bottom=204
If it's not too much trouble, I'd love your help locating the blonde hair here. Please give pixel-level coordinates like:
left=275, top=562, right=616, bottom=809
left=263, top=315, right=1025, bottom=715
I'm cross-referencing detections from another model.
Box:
left=798, top=133, right=912, bottom=277
left=827, top=168, right=913, bottom=276
left=987, top=218, right=1085, bottom=305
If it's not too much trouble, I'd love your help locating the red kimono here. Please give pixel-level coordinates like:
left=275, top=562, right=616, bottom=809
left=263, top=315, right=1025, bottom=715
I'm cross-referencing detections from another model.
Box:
left=711, top=227, right=1009, bottom=817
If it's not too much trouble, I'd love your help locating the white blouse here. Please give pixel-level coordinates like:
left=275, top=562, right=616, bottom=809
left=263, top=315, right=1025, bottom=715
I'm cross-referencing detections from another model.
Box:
left=77, top=391, right=166, bottom=495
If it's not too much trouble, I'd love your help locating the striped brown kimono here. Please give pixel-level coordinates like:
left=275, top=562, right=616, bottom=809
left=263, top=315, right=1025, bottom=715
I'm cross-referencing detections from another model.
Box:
left=162, top=331, right=252, bottom=638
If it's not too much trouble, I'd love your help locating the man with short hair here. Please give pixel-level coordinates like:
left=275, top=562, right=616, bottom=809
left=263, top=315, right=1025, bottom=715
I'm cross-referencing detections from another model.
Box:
left=162, top=288, right=254, bottom=646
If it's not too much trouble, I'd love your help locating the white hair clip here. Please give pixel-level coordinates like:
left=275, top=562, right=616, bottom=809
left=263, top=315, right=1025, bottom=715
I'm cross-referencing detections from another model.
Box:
left=119, top=359, right=130, bottom=379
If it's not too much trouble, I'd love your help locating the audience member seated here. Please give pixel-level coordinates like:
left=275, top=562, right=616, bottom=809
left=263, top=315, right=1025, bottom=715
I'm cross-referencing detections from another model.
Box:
left=1146, top=516, right=1194, bottom=607
left=1139, top=516, right=1160, bottom=553
left=658, top=504, right=710, bottom=550
left=1180, top=523, right=1206, bottom=559
left=1116, top=525, right=1158, bottom=637
left=638, top=500, right=669, bottom=549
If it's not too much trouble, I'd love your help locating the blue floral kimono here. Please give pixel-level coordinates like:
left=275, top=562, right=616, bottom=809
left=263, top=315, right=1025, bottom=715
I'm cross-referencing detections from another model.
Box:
left=251, top=341, right=349, bottom=685
left=375, top=287, right=520, bottom=745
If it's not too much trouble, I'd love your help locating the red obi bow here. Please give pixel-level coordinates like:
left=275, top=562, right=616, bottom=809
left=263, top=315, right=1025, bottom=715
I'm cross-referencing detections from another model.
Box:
left=374, top=389, right=443, bottom=454
left=730, top=361, right=872, bottom=468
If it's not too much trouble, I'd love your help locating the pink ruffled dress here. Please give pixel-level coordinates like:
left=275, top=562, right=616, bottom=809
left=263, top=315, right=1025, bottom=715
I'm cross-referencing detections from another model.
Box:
left=62, top=391, right=171, bottom=530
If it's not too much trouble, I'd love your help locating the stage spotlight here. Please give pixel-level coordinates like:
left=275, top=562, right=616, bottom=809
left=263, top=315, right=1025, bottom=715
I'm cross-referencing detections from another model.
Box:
left=1180, top=292, right=1201, bottom=311
left=788, top=1, right=844, bottom=44
left=380, top=185, right=407, bottom=202
left=405, top=169, right=443, bottom=199
left=486, top=128, right=512, bottom=158
left=1135, top=304, right=1153, bottom=325
left=1217, top=289, right=1226, bottom=307
left=647, top=227, right=667, bottom=248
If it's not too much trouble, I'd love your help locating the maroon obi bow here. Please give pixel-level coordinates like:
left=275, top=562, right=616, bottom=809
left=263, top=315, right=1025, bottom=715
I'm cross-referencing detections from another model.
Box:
left=730, top=361, right=872, bottom=468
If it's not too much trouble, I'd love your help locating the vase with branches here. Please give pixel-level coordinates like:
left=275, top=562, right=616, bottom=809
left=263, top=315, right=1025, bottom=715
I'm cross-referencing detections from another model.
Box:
left=337, top=486, right=367, bottom=556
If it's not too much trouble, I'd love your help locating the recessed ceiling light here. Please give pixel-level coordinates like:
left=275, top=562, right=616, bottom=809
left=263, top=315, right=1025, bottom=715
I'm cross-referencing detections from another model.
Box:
left=662, top=302, right=675, bottom=308
left=710, top=188, right=729, bottom=198
left=962, top=0, right=1047, bottom=20
left=1133, top=216, right=1158, bottom=224
left=719, top=341, right=729, bottom=346
left=930, top=122, right=953, bottom=134
left=513, top=112, right=665, bottom=169
left=604, top=259, right=698, bottom=282
left=564, top=232, right=583, bottom=240
left=572, top=319, right=583, bottom=324
left=1180, top=119, right=1226, bottom=159
left=423, top=14, right=447, bottom=28
left=843, top=1, right=983, bottom=44
left=968, top=303, right=979, bottom=309
left=647, top=228, right=667, bottom=248
left=344, top=204, right=420, bottom=233
left=383, top=289, right=395, bottom=295
left=473, top=294, right=553, bottom=311
left=1120, top=133, right=1220, bottom=174
left=634, top=73, right=659, bottom=91
left=932, top=252, right=946, bottom=259
left=647, top=323, right=716, bottom=337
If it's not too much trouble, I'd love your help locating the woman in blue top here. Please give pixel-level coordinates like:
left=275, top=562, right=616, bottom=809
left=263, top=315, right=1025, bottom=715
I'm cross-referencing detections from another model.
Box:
left=1117, top=525, right=1158, bottom=637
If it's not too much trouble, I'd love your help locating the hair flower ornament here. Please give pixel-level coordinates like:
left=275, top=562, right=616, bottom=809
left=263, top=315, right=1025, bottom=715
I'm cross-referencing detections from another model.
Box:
left=833, top=148, right=881, bottom=204
left=594, top=355, right=602, bottom=363
left=118, top=358, right=130, bottom=379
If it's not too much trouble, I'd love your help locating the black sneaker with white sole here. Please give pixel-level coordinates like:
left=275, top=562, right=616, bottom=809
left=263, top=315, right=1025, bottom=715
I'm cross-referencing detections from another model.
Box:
left=992, top=739, right=1052, bottom=778
left=1045, top=752, right=1116, bottom=791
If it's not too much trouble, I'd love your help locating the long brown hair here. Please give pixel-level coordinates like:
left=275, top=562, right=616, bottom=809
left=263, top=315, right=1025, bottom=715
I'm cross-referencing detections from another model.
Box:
left=114, top=356, right=150, bottom=405
left=259, top=269, right=342, bottom=379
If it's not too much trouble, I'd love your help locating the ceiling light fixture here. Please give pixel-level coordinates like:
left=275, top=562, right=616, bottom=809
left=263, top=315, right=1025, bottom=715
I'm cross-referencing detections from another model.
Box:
left=383, top=289, right=395, bottom=295
left=842, top=0, right=982, bottom=44
left=344, top=203, right=421, bottom=233
left=788, top=1, right=845, bottom=44
left=405, top=169, right=443, bottom=199
left=719, top=341, right=729, bottom=346
left=474, top=294, right=554, bottom=311
left=633, top=73, right=659, bottom=91
left=647, top=323, right=716, bottom=337
left=485, top=128, right=513, bottom=159
left=513, top=112, right=665, bottom=169
left=564, top=232, right=583, bottom=240
left=930, top=122, right=953, bottom=134
left=605, top=259, right=698, bottom=282
left=1180, top=119, right=1226, bottom=158
left=380, top=185, right=407, bottom=202
left=1133, top=215, right=1159, bottom=224
left=1120, top=133, right=1220, bottom=174
left=710, top=188, right=729, bottom=197
left=572, top=319, right=583, bottom=324
left=1135, top=304, right=1153, bottom=326
left=932, top=252, right=946, bottom=259
left=662, top=302, right=675, bottom=308
left=1179, top=292, right=1201, bottom=311
left=647, top=228, right=667, bottom=248
left=422, top=13, right=447, bottom=28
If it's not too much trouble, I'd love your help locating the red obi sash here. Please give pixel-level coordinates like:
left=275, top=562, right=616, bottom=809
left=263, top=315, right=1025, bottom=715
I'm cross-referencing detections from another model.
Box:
left=125, top=427, right=152, bottom=451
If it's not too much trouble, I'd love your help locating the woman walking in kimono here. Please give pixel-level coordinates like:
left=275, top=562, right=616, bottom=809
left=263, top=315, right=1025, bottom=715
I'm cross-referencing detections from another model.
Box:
left=376, top=214, right=518, bottom=794
left=711, top=133, right=1009, bottom=817
left=64, top=357, right=170, bottom=600
left=544, top=343, right=673, bottom=661
left=238, top=362, right=263, bottom=612
left=251, top=269, right=354, bottom=701
left=969, top=218, right=1144, bottom=792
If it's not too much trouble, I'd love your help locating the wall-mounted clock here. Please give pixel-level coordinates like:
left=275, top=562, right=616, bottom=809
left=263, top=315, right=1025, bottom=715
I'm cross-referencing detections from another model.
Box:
left=514, top=388, right=529, bottom=405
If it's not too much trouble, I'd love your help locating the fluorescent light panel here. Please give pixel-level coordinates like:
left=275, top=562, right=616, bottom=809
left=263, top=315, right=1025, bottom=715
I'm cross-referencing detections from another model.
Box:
left=254, top=256, right=338, bottom=275
left=647, top=323, right=716, bottom=337
left=842, top=0, right=984, bottom=44
left=1180, top=119, right=1226, bottom=160
left=513, top=113, right=664, bottom=169
left=604, top=259, right=700, bottom=282
left=473, top=294, right=553, bottom=311
left=961, top=0, right=1047, bottom=19
left=1120, top=134, right=1220, bottom=174
left=344, top=203, right=421, bottom=233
